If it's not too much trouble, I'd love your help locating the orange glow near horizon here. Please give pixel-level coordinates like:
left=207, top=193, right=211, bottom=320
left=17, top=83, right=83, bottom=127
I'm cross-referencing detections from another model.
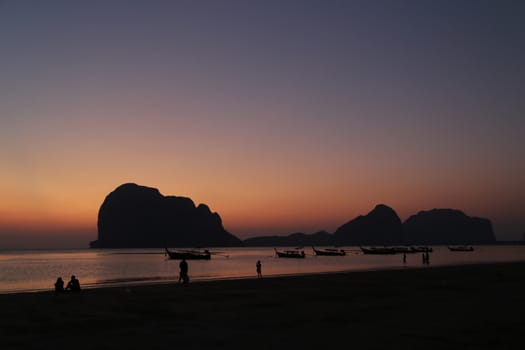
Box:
left=1, top=1, right=524, bottom=247
left=1, top=175, right=520, bottom=240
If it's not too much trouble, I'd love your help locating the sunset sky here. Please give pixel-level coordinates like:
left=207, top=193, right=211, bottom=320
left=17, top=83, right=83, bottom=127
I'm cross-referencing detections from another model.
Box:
left=1, top=0, right=524, bottom=249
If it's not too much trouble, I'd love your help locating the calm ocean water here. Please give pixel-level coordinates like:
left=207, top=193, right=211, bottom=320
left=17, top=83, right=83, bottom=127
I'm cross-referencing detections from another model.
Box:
left=1, top=245, right=524, bottom=294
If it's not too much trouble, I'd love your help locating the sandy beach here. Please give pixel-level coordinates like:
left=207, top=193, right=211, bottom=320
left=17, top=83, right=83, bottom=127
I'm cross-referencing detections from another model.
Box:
left=1, top=262, right=524, bottom=349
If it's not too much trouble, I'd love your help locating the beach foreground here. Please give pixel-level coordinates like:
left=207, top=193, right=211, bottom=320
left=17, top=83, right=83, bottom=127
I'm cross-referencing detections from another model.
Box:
left=1, top=262, right=524, bottom=349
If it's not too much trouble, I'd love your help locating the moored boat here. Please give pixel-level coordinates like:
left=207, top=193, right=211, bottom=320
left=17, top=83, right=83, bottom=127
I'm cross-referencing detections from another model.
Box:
left=274, top=248, right=306, bottom=258
left=360, top=246, right=396, bottom=255
left=391, top=246, right=412, bottom=253
left=165, top=248, right=211, bottom=260
left=392, top=246, right=433, bottom=253
left=410, top=246, right=433, bottom=253
left=312, top=246, right=346, bottom=256
left=448, top=245, right=474, bottom=252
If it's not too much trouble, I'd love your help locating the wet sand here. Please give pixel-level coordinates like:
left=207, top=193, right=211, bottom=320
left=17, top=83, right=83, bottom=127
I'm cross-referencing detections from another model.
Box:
left=1, top=262, right=524, bottom=349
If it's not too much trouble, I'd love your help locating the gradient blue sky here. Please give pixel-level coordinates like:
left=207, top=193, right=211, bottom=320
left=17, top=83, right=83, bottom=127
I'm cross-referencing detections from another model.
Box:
left=1, top=0, right=524, bottom=248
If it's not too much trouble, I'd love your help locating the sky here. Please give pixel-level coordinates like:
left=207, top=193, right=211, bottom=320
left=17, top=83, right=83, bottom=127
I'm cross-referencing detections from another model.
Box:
left=1, top=0, right=524, bottom=249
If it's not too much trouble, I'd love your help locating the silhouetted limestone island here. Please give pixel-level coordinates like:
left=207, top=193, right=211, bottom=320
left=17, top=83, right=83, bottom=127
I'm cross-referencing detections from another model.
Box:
left=240, top=204, right=497, bottom=247
left=403, top=208, right=496, bottom=245
left=333, top=204, right=403, bottom=245
left=90, top=183, right=243, bottom=248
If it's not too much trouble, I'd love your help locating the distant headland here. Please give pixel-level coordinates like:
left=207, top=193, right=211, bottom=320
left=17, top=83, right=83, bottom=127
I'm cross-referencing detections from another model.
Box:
left=246, top=204, right=496, bottom=247
left=90, top=183, right=497, bottom=248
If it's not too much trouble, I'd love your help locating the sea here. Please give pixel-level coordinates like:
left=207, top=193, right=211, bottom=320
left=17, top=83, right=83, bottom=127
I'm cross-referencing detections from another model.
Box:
left=1, top=245, right=524, bottom=294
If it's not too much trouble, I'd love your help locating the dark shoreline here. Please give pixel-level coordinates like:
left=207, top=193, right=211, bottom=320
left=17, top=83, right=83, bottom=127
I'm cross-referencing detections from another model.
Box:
left=2, top=258, right=524, bottom=295
left=2, top=259, right=515, bottom=295
left=2, top=261, right=525, bottom=349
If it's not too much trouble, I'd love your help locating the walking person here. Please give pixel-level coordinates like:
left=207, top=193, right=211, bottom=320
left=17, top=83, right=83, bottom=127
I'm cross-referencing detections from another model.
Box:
left=256, top=260, right=262, bottom=278
left=403, top=253, right=406, bottom=264
left=179, top=258, right=189, bottom=284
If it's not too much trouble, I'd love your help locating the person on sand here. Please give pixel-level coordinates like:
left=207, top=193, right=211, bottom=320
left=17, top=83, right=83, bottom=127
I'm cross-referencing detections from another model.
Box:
left=179, top=259, right=189, bottom=284
left=54, top=277, right=64, bottom=293
left=65, top=275, right=81, bottom=292
left=256, top=260, right=262, bottom=278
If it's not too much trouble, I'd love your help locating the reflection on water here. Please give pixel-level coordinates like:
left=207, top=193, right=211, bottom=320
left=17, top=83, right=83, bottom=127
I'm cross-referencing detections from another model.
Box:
left=1, top=245, right=524, bottom=293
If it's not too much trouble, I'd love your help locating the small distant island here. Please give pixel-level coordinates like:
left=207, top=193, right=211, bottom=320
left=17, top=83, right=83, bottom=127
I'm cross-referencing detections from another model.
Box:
left=90, top=183, right=497, bottom=248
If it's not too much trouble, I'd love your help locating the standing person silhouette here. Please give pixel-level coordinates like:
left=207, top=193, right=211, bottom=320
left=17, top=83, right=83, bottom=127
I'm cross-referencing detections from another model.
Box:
left=256, top=260, right=262, bottom=278
left=179, top=259, right=189, bottom=284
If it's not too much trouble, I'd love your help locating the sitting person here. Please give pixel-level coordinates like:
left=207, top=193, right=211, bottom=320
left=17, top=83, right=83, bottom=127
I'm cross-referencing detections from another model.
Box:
left=65, top=275, right=81, bottom=292
left=54, top=277, right=64, bottom=293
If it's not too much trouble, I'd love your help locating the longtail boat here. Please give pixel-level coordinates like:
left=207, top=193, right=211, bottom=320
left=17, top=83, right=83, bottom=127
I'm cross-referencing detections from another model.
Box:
left=274, top=248, right=305, bottom=258
left=165, top=248, right=211, bottom=260
left=448, top=245, right=474, bottom=252
left=360, top=246, right=396, bottom=255
left=312, top=246, right=346, bottom=256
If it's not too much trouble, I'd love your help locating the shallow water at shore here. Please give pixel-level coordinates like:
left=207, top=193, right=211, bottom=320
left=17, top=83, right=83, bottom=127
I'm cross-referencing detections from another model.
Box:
left=1, top=245, right=524, bottom=293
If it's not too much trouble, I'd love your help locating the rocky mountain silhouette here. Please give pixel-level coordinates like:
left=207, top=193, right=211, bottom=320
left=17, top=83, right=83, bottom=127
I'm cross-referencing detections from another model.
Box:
left=332, top=204, right=403, bottom=245
left=243, top=205, right=496, bottom=246
left=403, top=209, right=496, bottom=244
left=90, top=184, right=497, bottom=247
left=90, top=183, right=242, bottom=248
